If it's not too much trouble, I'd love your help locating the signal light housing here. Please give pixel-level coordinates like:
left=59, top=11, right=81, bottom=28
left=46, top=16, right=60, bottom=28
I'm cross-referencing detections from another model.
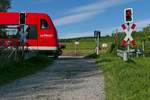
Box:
left=124, top=8, right=133, bottom=23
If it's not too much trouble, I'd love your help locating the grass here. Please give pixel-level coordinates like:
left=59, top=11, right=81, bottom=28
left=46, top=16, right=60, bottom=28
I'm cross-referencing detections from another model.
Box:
left=60, top=36, right=150, bottom=99
left=61, top=38, right=96, bottom=56
left=60, top=37, right=112, bottom=56
left=62, top=38, right=96, bottom=50
left=0, top=55, right=53, bottom=86
left=96, top=53, right=150, bottom=100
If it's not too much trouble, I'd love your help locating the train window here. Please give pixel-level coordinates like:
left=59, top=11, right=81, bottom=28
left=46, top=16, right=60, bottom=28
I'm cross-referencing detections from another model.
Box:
left=40, top=19, right=49, bottom=29
left=0, top=25, right=37, bottom=39
left=27, top=25, right=37, bottom=39
left=0, top=25, right=18, bottom=39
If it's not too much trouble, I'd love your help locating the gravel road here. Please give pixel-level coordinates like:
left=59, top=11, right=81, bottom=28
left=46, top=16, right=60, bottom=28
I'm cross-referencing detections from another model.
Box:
left=0, top=57, right=105, bottom=100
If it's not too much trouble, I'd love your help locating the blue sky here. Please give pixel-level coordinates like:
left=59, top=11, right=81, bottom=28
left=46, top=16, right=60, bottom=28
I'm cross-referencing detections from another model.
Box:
left=9, top=0, right=150, bottom=39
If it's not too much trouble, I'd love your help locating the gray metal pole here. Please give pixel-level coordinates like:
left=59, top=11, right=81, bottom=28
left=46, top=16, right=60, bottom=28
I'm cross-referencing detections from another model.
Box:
left=96, top=35, right=100, bottom=55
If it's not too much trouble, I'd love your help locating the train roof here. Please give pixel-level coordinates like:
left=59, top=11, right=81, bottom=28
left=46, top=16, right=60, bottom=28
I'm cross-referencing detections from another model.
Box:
left=0, top=12, right=50, bottom=25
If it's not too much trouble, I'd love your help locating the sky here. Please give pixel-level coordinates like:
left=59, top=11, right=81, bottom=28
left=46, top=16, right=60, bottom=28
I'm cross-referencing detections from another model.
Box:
left=9, top=0, right=150, bottom=39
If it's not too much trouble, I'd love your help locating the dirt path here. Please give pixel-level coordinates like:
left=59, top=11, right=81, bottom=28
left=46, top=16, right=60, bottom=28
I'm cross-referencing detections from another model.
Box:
left=0, top=57, right=105, bottom=100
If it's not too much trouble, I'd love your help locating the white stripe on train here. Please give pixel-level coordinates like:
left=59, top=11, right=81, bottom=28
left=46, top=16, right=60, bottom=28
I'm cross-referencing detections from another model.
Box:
left=25, top=46, right=58, bottom=50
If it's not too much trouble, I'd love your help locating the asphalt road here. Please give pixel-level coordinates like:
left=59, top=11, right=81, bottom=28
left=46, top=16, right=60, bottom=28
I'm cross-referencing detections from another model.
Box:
left=0, top=57, right=105, bottom=100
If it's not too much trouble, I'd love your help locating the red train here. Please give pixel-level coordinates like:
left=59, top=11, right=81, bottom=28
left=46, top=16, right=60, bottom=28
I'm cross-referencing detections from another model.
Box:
left=0, top=12, right=62, bottom=58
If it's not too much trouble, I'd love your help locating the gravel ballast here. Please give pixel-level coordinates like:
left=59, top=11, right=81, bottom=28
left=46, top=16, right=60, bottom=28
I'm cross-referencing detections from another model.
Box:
left=0, top=57, right=105, bottom=100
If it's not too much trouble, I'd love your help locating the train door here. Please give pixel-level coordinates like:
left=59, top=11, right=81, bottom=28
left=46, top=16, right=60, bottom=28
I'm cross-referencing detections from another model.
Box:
left=26, top=13, right=38, bottom=50
left=38, top=14, right=53, bottom=50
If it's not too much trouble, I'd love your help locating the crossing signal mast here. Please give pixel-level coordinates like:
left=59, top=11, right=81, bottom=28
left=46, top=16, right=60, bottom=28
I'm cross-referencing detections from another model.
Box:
left=117, top=8, right=138, bottom=61
left=122, top=8, right=136, bottom=47
left=120, top=8, right=137, bottom=61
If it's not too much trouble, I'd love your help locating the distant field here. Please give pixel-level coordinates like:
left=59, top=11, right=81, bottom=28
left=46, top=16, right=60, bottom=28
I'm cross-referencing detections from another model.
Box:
left=60, top=37, right=112, bottom=56
left=96, top=54, right=150, bottom=100
left=60, top=37, right=96, bottom=56
left=60, top=36, right=150, bottom=56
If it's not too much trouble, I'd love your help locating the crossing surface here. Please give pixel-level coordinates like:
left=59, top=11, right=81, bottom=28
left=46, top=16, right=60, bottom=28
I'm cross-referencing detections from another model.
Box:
left=0, top=57, right=105, bottom=100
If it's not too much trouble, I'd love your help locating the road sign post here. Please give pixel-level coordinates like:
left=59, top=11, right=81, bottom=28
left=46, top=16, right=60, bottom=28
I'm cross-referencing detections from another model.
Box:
left=75, top=40, right=79, bottom=56
left=94, top=31, right=101, bottom=55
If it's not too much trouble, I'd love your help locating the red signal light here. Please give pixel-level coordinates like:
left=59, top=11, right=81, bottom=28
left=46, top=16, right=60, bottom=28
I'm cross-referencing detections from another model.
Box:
left=126, top=10, right=131, bottom=16
left=126, top=9, right=132, bottom=21
left=124, top=8, right=133, bottom=23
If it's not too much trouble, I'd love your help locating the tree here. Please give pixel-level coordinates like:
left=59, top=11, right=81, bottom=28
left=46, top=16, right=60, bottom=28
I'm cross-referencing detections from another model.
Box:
left=143, top=24, right=150, bottom=41
left=0, top=0, right=11, bottom=12
left=0, top=0, right=11, bottom=35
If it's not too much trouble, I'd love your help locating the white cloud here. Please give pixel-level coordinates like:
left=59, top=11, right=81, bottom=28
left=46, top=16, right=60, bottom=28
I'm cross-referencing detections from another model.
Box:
left=54, top=10, right=103, bottom=26
left=54, top=0, right=136, bottom=26
left=67, top=0, right=135, bottom=14
left=136, top=18, right=150, bottom=30
left=59, top=31, right=93, bottom=39
left=59, top=18, right=150, bottom=39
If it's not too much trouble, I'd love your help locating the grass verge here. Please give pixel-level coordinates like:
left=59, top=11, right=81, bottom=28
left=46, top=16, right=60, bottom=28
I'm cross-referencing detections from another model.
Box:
left=96, top=54, right=150, bottom=100
left=0, top=55, right=53, bottom=86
